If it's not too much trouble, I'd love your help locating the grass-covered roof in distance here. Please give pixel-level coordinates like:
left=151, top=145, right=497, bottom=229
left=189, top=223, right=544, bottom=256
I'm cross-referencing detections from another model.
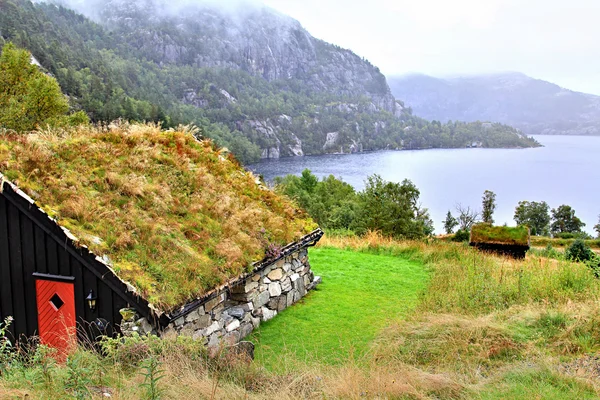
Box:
left=0, top=123, right=316, bottom=311
left=470, top=223, right=530, bottom=246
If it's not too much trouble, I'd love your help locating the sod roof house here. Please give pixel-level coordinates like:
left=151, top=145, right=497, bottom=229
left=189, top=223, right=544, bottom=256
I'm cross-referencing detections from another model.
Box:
left=469, top=223, right=530, bottom=259
left=0, top=123, right=323, bottom=350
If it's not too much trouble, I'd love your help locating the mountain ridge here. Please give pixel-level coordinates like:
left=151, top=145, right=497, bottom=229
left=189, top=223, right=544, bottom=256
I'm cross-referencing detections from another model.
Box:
left=388, top=72, right=600, bottom=136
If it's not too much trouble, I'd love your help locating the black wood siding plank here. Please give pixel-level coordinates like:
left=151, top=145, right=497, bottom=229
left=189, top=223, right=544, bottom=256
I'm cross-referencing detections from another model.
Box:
left=97, top=281, right=113, bottom=336
left=70, top=257, right=86, bottom=336
left=81, top=267, right=98, bottom=337
left=58, top=245, right=71, bottom=277
left=20, top=214, right=38, bottom=336
left=45, top=239, right=59, bottom=276
left=0, top=195, right=14, bottom=338
left=7, top=202, right=27, bottom=336
left=34, top=225, right=47, bottom=274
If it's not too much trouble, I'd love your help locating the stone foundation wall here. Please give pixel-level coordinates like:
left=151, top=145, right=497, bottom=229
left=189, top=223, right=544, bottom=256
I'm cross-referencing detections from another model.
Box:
left=156, top=248, right=321, bottom=349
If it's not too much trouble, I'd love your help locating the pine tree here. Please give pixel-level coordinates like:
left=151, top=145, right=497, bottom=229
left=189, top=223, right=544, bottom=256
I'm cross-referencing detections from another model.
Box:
left=443, top=211, right=458, bottom=234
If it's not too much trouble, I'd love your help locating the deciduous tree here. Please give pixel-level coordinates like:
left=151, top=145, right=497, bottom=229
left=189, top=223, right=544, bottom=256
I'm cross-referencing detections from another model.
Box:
left=551, top=205, right=585, bottom=235
left=481, top=190, right=496, bottom=224
left=514, top=201, right=550, bottom=236
left=0, top=43, right=71, bottom=131
left=455, top=204, right=479, bottom=231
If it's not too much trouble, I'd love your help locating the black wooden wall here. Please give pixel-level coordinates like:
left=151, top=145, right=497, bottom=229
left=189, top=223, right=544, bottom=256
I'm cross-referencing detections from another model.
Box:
left=0, top=183, right=156, bottom=342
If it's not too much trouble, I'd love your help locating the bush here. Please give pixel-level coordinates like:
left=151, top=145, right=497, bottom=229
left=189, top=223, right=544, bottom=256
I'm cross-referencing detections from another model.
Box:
left=565, top=239, right=594, bottom=262
left=452, top=229, right=470, bottom=242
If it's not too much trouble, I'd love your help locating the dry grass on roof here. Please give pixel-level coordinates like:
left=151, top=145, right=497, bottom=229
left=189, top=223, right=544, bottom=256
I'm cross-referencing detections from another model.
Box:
left=0, top=122, right=316, bottom=311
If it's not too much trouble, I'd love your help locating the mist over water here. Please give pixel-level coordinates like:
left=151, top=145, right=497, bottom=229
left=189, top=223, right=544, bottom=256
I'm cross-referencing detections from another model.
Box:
left=248, top=135, right=600, bottom=235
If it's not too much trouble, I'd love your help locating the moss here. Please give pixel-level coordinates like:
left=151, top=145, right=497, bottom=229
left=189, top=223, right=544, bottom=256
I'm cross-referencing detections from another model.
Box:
left=470, top=224, right=530, bottom=246
left=0, top=123, right=317, bottom=311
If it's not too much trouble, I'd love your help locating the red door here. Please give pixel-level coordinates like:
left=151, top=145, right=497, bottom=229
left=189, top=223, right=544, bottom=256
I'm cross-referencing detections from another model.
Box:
left=35, top=280, right=76, bottom=356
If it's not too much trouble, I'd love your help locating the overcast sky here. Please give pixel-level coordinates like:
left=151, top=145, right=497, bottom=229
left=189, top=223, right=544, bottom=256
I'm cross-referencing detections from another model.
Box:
left=262, top=0, right=600, bottom=95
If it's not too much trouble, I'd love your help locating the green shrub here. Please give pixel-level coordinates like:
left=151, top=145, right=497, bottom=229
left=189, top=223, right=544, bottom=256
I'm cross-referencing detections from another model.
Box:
left=565, top=239, right=594, bottom=262
left=452, top=229, right=470, bottom=242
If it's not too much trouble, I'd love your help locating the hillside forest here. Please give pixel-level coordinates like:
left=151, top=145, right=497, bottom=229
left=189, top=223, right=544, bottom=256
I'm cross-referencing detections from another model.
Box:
left=0, top=0, right=539, bottom=163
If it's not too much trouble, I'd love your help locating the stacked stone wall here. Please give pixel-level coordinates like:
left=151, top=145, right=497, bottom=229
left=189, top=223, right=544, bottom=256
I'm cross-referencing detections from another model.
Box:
left=158, top=247, right=321, bottom=349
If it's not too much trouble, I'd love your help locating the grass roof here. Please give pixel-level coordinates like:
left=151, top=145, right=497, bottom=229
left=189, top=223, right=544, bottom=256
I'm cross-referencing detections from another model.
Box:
left=470, top=224, right=530, bottom=246
left=0, top=123, right=316, bottom=311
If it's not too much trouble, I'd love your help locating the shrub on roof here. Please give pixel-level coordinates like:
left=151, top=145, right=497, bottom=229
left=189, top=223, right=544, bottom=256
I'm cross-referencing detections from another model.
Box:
left=0, top=122, right=316, bottom=310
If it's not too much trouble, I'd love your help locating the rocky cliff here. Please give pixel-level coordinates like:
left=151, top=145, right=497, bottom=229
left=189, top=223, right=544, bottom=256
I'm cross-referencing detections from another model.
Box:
left=388, top=73, right=600, bottom=136
left=80, top=0, right=397, bottom=115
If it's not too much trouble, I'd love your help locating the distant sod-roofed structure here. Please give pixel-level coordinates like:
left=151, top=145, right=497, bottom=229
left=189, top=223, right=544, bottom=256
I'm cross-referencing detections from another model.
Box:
left=469, top=224, right=530, bottom=259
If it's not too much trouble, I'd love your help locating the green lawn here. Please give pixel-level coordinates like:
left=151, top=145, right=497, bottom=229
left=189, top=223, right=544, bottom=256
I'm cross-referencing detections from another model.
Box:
left=251, top=247, right=428, bottom=368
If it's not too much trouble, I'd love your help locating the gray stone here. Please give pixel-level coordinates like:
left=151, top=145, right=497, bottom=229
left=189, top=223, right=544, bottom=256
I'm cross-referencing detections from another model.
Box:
left=232, top=341, right=255, bottom=360
left=226, top=319, right=240, bottom=332
left=263, top=276, right=272, bottom=284
left=286, top=290, right=295, bottom=307
left=261, top=307, right=277, bottom=321
left=298, top=281, right=307, bottom=297
left=207, top=333, right=220, bottom=349
left=267, top=298, right=279, bottom=309
left=231, top=280, right=258, bottom=294
left=173, top=316, right=185, bottom=327
left=211, top=302, right=225, bottom=316
left=292, top=258, right=303, bottom=271
left=251, top=317, right=261, bottom=328
left=184, top=308, right=202, bottom=323
left=192, top=314, right=212, bottom=330
left=230, top=290, right=257, bottom=302
left=276, top=296, right=287, bottom=312
left=281, top=277, right=292, bottom=293
left=223, top=330, right=240, bottom=346
left=239, top=322, right=254, bottom=339
left=253, top=290, right=270, bottom=309
left=225, top=306, right=246, bottom=320
left=267, top=268, right=284, bottom=281
left=282, top=262, right=292, bottom=272
left=205, top=293, right=225, bottom=312
left=252, top=307, right=263, bottom=318
left=242, top=312, right=253, bottom=323
left=205, top=321, right=221, bottom=337
left=307, top=275, right=322, bottom=291
left=290, top=273, right=300, bottom=282
left=268, top=282, right=282, bottom=297
left=303, top=274, right=310, bottom=287
left=241, top=302, right=254, bottom=312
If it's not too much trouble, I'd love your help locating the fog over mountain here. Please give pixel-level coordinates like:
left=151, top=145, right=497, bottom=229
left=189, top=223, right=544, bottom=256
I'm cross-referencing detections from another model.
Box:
left=388, top=73, right=600, bottom=136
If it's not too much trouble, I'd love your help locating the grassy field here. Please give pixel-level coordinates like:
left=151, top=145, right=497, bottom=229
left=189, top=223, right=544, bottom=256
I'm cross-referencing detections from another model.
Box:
left=3, top=234, right=600, bottom=398
left=251, top=247, right=428, bottom=368
left=531, top=236, right=600, bottom=249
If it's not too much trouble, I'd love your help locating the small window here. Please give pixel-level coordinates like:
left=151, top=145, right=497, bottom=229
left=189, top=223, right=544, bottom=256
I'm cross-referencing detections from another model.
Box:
left=49, top=293, right=64, bottom=311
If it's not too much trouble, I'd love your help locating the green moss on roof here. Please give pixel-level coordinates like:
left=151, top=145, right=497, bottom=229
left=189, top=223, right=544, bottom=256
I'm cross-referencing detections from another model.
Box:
left=0, top=123, right=317, bottom=311
left=470, top=223, right=530, bottom=246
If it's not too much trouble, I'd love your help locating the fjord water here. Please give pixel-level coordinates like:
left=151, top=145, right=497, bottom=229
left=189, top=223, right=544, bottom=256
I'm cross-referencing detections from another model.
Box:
left=248, top=135, right=600, bottom=234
